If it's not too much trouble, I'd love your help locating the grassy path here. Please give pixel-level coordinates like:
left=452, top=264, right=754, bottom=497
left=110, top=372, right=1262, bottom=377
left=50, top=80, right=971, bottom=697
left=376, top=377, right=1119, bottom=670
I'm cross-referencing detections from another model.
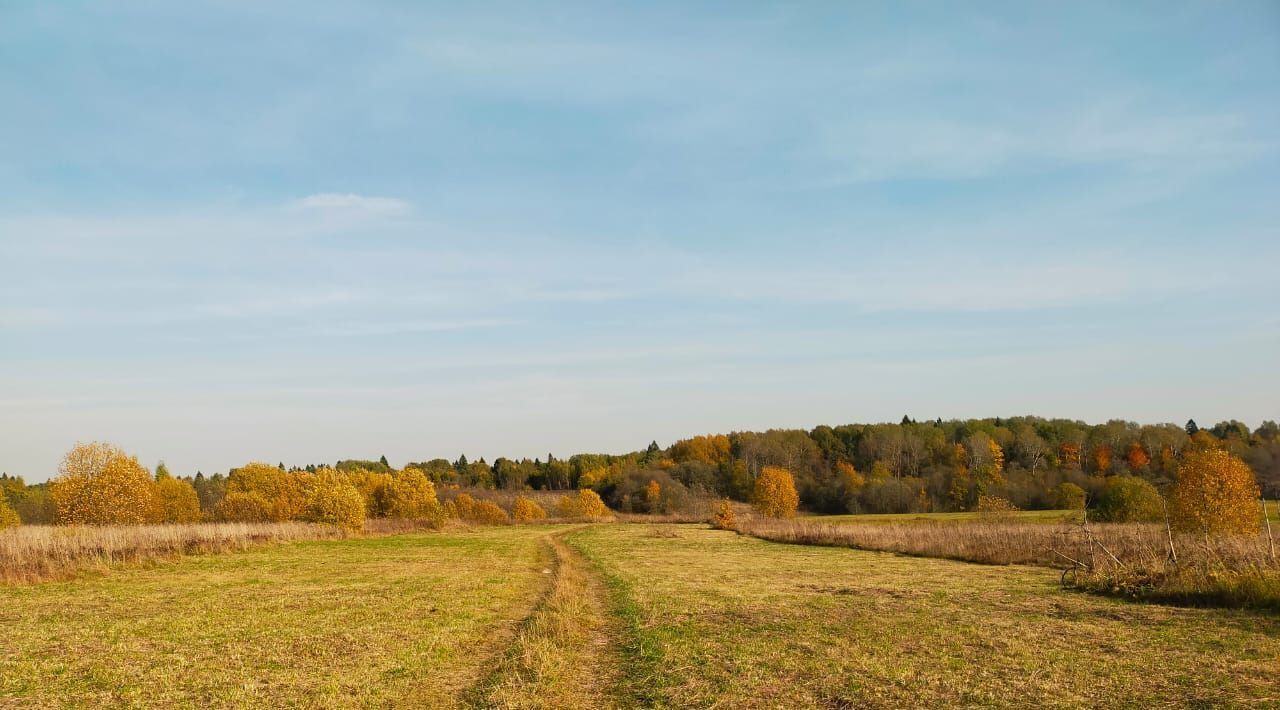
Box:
left=470, top=526, right=622, bottom=709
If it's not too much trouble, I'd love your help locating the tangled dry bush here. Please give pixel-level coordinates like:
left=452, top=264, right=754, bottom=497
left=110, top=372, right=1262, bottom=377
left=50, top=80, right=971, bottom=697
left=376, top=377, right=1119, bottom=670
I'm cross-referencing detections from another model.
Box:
left=0, top=522, right=344, bottom=584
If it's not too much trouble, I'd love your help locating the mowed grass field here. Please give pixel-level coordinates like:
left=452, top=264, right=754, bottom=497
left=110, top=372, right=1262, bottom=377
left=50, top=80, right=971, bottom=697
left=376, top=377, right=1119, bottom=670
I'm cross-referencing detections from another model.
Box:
left=0, top=527, right=555, bottom=707
left=3, top=522, right=1279, bottom=708
left=568, top=525, right=1280, bottom=708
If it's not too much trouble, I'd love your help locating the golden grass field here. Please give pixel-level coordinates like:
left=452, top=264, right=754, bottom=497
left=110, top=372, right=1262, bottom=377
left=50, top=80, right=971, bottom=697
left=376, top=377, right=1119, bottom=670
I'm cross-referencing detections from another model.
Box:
left=2, top=520, right=1278, bottom=708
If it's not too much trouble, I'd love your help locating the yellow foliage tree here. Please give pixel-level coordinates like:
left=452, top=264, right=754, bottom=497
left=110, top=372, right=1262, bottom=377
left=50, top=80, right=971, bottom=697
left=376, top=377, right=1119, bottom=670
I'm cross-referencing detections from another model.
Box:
left=988, top=439, right=1005, bottom=476
left=301, top=469, right=365, bottom=530
left=50, top=442, right=159, bottom=525
left=226, top=462, right=307, bottom=522
left=752, top=466, right=799, bottom=519
left=346, top=468, right=395, bottom=517
left=0, top=496, right=20, bottom=529
left=1170, top=448, right=1260, bottom=535
left=669, top=434, right=731, bottom=465
left=711, top=499, right=736, bottom=530
left=644, top=479, right=662, bottom=512
left=511, top=496, right=547, bottom=522
left=556, top=489, right=611, bottom=519
left=155, top=477, right=202, bottom=523
left=214, top=490, right=274, bottom=522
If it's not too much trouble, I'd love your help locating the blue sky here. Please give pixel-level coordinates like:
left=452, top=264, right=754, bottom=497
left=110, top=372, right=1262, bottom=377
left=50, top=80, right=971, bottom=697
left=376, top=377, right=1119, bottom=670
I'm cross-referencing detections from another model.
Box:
left=2, top=2, right=1278, bottom=480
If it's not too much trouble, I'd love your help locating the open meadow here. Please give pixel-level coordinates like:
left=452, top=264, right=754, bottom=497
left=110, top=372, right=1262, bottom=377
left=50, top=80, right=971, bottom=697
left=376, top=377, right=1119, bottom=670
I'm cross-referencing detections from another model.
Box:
left=3, top=521, right=1278, bottom=708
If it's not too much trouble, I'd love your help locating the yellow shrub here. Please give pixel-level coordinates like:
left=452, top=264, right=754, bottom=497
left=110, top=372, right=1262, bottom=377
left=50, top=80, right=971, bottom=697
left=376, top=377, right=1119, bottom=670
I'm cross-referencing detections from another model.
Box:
left=752, top=466, right=799, bottom=519
left=213, top=490, right=274, bottom=523
left=977, top=495, right=1019, bottom=513
left=556, top=489, right=611, bottom=519
left=447, top=493, right=509, bottom=524
left=0, top=496, right=20, bottom=529
left=386, top=468, right=442, bottom=520
left=511, top=496, right=547, bottom=522
left=155, top=477, right=202, bottom=523
left=1171, top=448, right=1261, bottom=535
left=301, top=470, right=365, bottom=531
left=50, top=442, right=160, bottom=525
left=711, top=499, right=736, bottom=530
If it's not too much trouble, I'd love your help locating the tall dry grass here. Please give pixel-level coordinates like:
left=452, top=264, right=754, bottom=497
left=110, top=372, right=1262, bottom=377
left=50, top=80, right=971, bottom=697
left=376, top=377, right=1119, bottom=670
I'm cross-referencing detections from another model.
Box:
left=740, top=518, right=1280, bottom=610
left=0, top=522, right=346, bottom=584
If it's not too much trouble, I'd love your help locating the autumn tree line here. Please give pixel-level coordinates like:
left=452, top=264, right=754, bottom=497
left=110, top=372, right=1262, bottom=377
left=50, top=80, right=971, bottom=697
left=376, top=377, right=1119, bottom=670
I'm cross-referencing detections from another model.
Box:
left=0, top=444, right=612, bottom=532
left=1, top=416, right=1277, bottom=533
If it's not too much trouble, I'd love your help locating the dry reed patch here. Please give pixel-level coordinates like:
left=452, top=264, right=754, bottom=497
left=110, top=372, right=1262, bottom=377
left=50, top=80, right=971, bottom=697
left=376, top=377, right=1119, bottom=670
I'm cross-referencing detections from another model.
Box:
left=0, top=522, right=345, bottom=584
left=474, top=528, right=622, bottom=709
left=568, top=524, right=1280, bottom=708
left=740, top=518, right=1280, bottom=609
left=0, top=527, right=554, bottom=707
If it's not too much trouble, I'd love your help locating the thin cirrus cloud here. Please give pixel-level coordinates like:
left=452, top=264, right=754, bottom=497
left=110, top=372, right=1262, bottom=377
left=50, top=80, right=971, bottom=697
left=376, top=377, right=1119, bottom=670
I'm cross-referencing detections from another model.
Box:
left=286, top=193, right=413, bottom=216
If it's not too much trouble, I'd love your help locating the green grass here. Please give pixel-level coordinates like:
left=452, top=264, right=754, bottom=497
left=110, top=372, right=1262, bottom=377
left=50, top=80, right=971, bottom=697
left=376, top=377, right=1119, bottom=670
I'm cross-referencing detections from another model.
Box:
left=0, top=526, right=557, bottom=707
left=814, top=509, right=1079, bottom=525
left=568, top=524, right=1280, bottom=708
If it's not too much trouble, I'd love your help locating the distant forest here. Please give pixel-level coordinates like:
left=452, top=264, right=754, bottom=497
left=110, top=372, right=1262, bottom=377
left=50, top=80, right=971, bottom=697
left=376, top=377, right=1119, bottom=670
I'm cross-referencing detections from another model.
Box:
left=4, top=416, right=1278, bottom=522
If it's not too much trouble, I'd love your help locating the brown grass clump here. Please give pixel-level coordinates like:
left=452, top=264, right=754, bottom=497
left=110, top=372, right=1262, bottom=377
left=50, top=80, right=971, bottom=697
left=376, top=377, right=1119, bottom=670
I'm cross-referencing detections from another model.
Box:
left=0, top=522, right=344, bottom=584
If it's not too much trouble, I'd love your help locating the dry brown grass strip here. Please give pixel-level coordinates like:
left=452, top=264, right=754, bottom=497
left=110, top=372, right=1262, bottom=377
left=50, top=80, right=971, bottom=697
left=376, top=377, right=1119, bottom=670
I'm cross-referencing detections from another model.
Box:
left=0, top=522, right=346, bottom=584
left=740, top=518, right=1280, bottom=609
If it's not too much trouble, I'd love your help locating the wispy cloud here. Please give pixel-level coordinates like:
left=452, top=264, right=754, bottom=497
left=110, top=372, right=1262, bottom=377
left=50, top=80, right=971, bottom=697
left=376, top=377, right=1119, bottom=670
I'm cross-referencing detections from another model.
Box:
left=287, top=193, right=413, bottom=216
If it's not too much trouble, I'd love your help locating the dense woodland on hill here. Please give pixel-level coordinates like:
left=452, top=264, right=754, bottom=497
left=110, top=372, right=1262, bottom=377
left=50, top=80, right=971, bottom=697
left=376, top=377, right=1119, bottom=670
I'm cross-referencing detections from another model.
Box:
left=3, top=416, right=1277, bottom=525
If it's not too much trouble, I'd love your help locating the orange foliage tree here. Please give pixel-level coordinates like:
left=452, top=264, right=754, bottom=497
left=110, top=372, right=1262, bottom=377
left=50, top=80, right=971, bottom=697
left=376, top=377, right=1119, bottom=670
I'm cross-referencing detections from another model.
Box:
left=1125, top=443, right=1151, bottom=472
left=711, top=499, right=736, bottom=530
left=50, top=442, right=159, bottom=525
left=1170, top=448, right=1260, bottom=535
left=1092, top=445, right=1113, bottom=474
left=752, top=466, right=799, bottom=518
left=1059, top=441, right=1081, bottom=468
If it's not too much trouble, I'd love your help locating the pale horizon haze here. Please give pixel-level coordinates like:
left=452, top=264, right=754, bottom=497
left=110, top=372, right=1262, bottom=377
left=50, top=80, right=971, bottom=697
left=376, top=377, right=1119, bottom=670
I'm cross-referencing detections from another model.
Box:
left=2, top=2, right=1278, bottom=481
